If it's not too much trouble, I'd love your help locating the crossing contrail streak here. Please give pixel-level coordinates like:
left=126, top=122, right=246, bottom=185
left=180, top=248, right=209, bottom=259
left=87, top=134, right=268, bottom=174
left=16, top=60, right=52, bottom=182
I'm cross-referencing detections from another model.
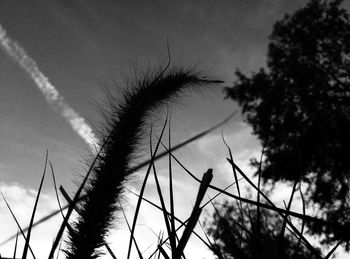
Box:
left=0, top=23, right=99, bottom=152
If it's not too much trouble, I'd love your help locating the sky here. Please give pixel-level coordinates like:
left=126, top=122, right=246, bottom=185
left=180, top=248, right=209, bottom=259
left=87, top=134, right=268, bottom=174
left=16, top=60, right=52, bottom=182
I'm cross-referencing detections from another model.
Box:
left=0, top=1, right=349, bottom=258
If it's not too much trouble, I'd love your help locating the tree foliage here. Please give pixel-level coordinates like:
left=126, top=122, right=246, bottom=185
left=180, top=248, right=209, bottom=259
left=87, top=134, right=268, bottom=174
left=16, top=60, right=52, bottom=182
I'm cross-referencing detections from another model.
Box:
left=205, top=200, right=321, bottom=259
left=225, top=0, right=350, bottom=246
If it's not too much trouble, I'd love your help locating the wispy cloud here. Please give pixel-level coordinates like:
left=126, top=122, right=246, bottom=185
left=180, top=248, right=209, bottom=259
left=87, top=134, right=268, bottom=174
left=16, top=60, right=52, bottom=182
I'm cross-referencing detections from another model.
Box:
left=0, top=24, right=99, bottom=152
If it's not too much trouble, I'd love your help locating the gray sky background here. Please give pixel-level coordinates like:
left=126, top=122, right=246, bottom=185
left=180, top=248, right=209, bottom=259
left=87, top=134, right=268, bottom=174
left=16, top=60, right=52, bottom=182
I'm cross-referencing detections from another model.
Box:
left=0, top=0, right=308, bottom=188
left=0, top=1, right=349, bottom=258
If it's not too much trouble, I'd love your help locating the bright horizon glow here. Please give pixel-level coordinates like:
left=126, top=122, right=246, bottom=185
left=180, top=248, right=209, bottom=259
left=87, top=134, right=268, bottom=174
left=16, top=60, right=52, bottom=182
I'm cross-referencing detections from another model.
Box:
left=0, top=24, right=99, bottom=152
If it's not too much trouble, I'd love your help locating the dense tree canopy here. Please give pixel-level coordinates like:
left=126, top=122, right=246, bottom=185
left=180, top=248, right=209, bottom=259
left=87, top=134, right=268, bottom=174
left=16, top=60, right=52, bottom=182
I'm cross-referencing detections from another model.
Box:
left=225, top=0, right=350, bottom=246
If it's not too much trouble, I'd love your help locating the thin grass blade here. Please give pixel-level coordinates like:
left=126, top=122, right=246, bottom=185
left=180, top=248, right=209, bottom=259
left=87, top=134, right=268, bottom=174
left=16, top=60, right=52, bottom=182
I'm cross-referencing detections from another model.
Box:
left=150, top=129, right=175, bottom=253
left=151, top=160, right=175, bottom=252
left=222, top=134, right=244, bottom=222
left=167, top=112, right=177, bottom=251
left=279, top=178, right=298, bottom=254
left=173, top=169, right=213, bottom=259
left=127, top=116, right=168, bottom=259
left=324, top=240, right=343, bottom=259
left=22, top=150, right=48, bottom=259
left=55, top=239, right=63, bottom=259
left=49, top=162, right=65, bottom=218
left=158, top=245, right=170, bottom=259
left=297, top=187, right=306, bottom=248
left=0, top=192, right=36, bottom=259
left=13, top=231, right=18, bottom=259
left=156, top=232, right=164, bottom=259
left=120, top=206, right=143, bottom=259
left=255, top=146, right=264, bottom=254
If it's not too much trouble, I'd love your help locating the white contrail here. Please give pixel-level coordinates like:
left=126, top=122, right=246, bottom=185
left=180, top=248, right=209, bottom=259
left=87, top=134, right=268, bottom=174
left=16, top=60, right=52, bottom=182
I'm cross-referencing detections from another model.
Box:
left=0, top=23, right=99, bottom=152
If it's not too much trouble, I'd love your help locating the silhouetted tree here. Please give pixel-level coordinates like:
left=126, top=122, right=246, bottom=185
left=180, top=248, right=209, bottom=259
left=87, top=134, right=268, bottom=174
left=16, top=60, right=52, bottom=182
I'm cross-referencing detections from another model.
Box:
left=205, top=200, right=321, bottom=259
left=225, top=0, right=350, bottom=248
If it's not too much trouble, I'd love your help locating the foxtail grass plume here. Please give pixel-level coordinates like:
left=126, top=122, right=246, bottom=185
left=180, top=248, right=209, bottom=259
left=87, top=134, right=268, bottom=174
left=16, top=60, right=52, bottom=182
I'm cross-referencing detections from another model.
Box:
left=64, top=66, right=222, bottom=258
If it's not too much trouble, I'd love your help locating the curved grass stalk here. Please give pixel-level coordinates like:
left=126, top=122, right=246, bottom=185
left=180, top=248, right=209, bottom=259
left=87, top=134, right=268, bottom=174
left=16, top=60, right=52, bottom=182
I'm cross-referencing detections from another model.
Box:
left=64, top=67, right=222, bottom=259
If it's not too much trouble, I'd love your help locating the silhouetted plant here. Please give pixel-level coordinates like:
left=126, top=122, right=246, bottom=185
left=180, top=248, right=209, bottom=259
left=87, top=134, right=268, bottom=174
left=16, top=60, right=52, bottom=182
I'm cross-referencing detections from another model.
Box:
left=205, top=199, right=322, bottom=259
left=225, top=0, right=350, bottom=248
left=63, top=66, right=222, bottom=259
